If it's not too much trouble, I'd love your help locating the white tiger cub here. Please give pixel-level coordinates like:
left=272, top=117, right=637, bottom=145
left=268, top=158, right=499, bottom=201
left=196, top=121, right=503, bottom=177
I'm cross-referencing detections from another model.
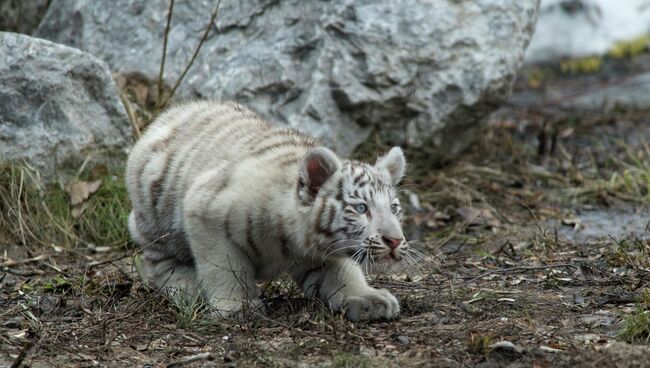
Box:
left=126, top=100, right=411, bottom=321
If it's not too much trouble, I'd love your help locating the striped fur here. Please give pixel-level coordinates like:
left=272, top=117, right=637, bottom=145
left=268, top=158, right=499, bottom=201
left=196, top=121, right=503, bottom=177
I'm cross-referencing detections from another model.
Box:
left=126, top=100, right=409, bottom=321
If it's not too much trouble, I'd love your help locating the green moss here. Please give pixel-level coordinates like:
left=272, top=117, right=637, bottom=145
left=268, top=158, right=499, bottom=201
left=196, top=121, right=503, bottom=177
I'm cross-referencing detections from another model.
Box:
left=332, top=352, right=380, bottom=368
left=608, top=34, right=650, bottom=59
left=560, top=56, right=603, bottom=74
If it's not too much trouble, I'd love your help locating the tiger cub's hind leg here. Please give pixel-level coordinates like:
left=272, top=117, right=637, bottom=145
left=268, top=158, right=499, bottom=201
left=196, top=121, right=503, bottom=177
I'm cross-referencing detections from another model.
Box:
left=130, top=211, right=201, bottom=300
left=141, top=254, right=200, bottom=301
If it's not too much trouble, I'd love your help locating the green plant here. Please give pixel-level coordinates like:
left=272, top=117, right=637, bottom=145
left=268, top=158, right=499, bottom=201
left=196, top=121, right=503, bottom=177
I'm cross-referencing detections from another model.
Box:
left=467, top=332, right=494, bottom=355
left=332, top=352, right=376, bottom=368
left=618, top=290, right=650, bottom=343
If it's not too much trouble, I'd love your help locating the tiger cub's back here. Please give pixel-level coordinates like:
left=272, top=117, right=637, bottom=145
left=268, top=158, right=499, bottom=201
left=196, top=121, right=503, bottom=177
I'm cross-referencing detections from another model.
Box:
left=125, top=100, right=315, bottom=264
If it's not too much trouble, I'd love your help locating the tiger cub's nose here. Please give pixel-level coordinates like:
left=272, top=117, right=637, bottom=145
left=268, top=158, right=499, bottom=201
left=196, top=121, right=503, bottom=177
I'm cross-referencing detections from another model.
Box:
left=382, top=236, right=402, bottom=249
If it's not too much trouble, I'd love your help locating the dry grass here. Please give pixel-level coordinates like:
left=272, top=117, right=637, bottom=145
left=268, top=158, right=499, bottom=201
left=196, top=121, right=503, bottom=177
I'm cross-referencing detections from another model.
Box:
left=0, top=163, right=131, bottom=250
left=618, top=290, right=650, bottom=343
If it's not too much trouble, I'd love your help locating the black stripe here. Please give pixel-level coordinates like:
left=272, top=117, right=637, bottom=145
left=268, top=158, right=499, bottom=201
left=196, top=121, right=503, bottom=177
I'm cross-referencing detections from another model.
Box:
left=245, top=210, right=261, bottom=261
left=155, top=110, right=221, bottom=215
left=335, top=177, right=344, bottom=201
left=276, top=216, right=292, bottom=257
left=150, top=154, right=171, bottom=216
left=315, top=198, right=328, bottom=234
left=343, top=215, right=356, bottom=223
left=276, top=156, right=301, bottom=167
left=325, top=203, right=337, bottom=235
left=247, top=129, right=303, bottom=147
left=224, top=206, right=237, bottom=245
left=353, top=171, right=366, bottom=185
left=251, top=139, right=308, bottom=157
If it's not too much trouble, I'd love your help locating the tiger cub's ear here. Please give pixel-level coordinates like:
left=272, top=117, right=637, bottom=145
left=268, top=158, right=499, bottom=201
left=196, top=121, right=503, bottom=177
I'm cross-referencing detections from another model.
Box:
left=375, top=146, right=406, bottom=186
left=298, top=147, right=341, bottom=201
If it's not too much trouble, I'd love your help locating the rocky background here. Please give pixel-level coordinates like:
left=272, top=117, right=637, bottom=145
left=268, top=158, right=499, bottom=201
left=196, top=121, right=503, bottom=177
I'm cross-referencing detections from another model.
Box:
left=2, top=0, right=540, bottom=181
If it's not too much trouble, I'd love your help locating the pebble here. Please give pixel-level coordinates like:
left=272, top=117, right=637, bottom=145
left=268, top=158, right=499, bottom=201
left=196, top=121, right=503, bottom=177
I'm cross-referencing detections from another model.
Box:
left=396, top=335, right=410, bottom=345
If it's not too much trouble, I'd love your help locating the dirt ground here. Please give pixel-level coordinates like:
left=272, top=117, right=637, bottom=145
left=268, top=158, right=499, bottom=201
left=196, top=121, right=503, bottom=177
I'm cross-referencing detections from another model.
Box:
left=2, top=66, right=650, bottom=367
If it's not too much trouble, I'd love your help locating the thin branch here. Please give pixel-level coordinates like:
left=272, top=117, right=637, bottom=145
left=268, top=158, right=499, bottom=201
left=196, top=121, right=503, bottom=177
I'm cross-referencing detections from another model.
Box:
left=166, top=352, right=214, bottom=368
left=120, top=92, right=141, bottom=139
left=158, top=0, right=222, bottom=110
left=157, top=0, right=175, bottom=108
left=2, top=268, right=45, bottom=277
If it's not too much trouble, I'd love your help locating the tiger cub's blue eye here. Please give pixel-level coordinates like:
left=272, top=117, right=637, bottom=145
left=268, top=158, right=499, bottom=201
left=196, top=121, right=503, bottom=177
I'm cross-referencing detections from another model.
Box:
left=354, top=203, right=367, bottom=214
left=391, top=203, right=399, bottom=214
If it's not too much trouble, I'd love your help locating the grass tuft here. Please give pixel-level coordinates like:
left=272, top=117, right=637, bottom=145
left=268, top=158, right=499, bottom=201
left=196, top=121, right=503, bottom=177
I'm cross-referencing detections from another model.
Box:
left=167, top=288, right=210, bottom=329
left=332, top=352, right=377, bottom=368
left=467, top=332, right=495, bottom=355
left=618, top=290, right=650, bottom=343
left=0, top=162, right=131, bottom=250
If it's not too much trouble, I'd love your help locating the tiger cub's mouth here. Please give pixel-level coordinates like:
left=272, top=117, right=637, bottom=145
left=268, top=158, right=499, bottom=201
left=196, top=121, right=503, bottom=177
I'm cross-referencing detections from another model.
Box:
left=377, top=251, right=401, bottom=263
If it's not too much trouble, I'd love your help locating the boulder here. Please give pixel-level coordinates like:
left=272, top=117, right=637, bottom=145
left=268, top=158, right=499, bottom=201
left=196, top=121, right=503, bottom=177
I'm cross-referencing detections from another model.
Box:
left=526, top=0, right=650, bottom=63
left=0, top=32, right=132, bottom=182
left=37, top=0, right=539, bottom=159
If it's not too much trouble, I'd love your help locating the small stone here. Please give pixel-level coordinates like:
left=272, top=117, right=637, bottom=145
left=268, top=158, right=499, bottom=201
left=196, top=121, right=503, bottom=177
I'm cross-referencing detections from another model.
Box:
left=539, top=345, right=563, bottom=353
left=395, top=335, right=410, bottom=345
left=488, top=341, right=524, bottom=354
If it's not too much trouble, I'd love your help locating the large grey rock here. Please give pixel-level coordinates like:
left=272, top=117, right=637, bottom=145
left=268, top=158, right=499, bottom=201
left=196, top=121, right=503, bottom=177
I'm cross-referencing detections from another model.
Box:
left=37, top=0, right=539, bottom=159
left=526, top=0, right=650, bottom=63
left=0, top=32, right=132, bottom=182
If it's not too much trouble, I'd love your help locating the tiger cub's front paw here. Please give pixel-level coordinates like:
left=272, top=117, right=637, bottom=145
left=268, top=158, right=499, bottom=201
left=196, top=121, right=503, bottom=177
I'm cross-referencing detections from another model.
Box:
left=343, top=288, right=400, bottom=321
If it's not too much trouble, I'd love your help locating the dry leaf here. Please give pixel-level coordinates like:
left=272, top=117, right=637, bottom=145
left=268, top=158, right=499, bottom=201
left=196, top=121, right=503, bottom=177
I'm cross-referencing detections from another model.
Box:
left=71, top=201, right=93, bottom=219
left=71, top=205, right=85, bottom=219
left=68, top=179, right=102, bottom=206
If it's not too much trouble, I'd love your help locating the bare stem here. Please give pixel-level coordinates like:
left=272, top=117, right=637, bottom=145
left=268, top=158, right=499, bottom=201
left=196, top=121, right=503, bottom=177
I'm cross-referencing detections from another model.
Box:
left=159, top=0, right=222, bottom=110
left=157, top=0, right=175, bottom=110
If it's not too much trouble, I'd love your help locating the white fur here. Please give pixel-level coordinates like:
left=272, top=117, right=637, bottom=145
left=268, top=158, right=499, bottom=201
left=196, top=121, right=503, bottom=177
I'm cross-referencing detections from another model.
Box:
left=126, top=101, right=409, bottom=321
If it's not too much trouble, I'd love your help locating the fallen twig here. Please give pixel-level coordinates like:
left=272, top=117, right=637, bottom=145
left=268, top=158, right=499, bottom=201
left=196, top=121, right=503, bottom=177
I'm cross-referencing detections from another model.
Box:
left=166, top=352, right=214, bottom=367
left=464, top=264, right=577, bottom=285
left=2, top=268, right=44, bottom=277
left=86, top=254, right=131, bottom=268
left=1, top=254, right=45, bottom=267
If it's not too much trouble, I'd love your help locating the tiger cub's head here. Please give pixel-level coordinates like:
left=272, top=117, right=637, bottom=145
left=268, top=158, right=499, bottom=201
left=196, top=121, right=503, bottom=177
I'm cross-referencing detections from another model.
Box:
left=297, top=146, right=411, bottom=272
